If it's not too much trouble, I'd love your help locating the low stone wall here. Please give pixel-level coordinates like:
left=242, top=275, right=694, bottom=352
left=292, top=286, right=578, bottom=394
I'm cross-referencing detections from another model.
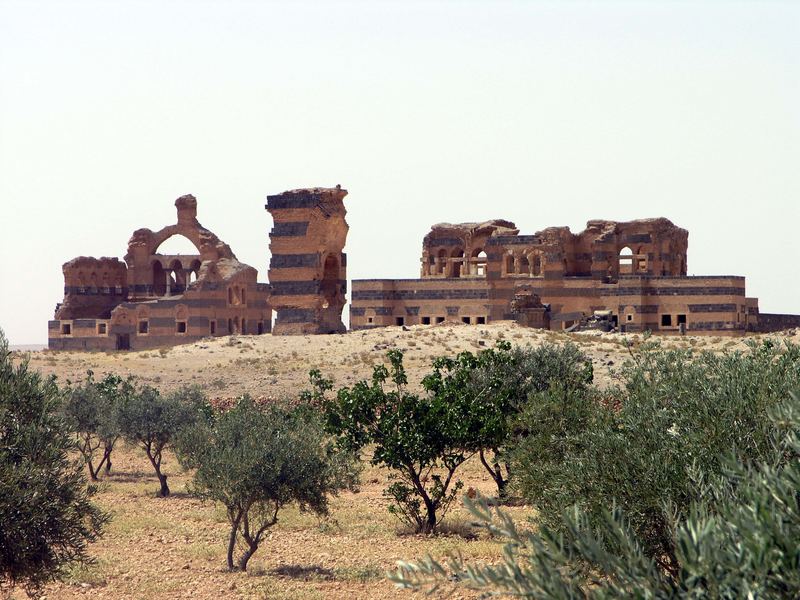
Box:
left=755, top=313, right=800, bottom=333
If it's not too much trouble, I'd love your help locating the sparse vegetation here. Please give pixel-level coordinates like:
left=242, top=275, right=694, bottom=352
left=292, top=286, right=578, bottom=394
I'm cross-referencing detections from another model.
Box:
left=177, top=397, right=359, bottom=571
left=117, top=385, right=207, bottom=497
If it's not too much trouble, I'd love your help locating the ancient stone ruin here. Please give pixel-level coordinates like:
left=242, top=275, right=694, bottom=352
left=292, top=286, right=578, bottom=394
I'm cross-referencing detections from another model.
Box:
left=350, top=217, right=779, bottom=336
left=49, top=195, right=272, bottom=350
left=49, top=187, right=799, bottom=349
left=265, top=186, right=349, bottom=335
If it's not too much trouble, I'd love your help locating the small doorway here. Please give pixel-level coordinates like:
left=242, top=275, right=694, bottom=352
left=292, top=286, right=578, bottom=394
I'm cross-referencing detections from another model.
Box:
left=116, top=334, right=130, bottom=350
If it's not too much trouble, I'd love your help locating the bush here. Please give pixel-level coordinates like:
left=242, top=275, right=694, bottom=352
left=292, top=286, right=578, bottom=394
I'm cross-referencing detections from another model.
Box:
left=61, top=371, right=134, bottom=480
left=117, top=385, right=205, bottom=496
left=322, top=350, right=471, bottom=533
left=0, top=329, right=107, bottom=594
left=177, top=397, right=358, bottom=571
left=512, top=338, right=800, bottom=577
left=391, top=392, right=800, bottom=598
left=422, top=341, right=592, bottom=499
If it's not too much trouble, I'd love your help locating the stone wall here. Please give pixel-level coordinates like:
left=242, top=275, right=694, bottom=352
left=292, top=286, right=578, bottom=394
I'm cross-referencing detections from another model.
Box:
left=754, top=313, right=800, bottom=333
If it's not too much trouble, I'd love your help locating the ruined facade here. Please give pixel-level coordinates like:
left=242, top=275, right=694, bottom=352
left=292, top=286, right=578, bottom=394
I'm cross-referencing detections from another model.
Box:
left=49, top=195, right=272, bottom=350
left=265, top=186, right=348, bottom=335
left=350, top=218, right=763, bottom=336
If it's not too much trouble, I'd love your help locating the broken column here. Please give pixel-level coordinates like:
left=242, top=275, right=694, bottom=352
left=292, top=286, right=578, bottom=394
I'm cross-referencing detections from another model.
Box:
left=265, top=186, right=349, bottom=335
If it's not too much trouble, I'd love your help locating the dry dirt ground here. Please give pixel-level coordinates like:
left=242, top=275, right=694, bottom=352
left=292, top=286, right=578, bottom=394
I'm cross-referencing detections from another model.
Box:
left=10, top=323, right=798, bottom=600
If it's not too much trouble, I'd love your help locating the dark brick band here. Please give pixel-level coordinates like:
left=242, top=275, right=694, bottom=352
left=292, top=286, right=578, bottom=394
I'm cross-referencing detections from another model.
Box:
left=270, top=221, right=309, bottom=237
left=270, top=253, right=320, bottom=269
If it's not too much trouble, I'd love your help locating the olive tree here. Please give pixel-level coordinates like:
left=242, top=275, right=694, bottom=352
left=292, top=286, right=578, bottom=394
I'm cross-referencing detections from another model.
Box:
left=62, top=371, right=134, bottom=480
left=392, top=392, right=800, bottom=598
left=117, top=385, right=205, bottom=496
left=0, top=330, right=107, bottom=594
left=177, top=397, right=358, bottom=571
left=511, top=338, right=800, bottom=578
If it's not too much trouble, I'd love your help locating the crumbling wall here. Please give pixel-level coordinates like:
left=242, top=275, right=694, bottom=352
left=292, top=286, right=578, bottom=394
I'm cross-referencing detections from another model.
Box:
left=266, top=186, right=349, bottom=335
left=55, top=257, right=128, bottom=319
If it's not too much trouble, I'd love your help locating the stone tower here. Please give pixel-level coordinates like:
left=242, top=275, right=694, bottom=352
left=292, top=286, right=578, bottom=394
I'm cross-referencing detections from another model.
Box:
left=265, top=186, right=349, bottom=335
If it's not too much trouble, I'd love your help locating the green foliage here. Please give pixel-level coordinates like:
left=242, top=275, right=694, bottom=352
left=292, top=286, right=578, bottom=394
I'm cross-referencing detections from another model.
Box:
left=0, top=329, right=107, bottom=594
left=117, top=385, right=205, bottom=497
left=391, top=392, right=800, bottom=598
left=422, top=341, right=592, bottom=499
left=510, top=338, right=800, bottom=577
left=177, top=396, right=358, bottom=571
left=61, top=371, right=135, bottom=480
left=322, top=350, right=469, bottom=533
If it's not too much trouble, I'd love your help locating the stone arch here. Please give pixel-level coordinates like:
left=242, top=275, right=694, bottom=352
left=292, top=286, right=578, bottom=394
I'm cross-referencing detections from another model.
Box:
left=153, top=233, right=201, bottom=256
left=619, top=246, right=633, bottom=275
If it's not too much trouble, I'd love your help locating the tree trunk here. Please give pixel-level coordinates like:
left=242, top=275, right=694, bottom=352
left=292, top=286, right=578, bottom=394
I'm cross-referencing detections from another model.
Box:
left=103, top=443, right=114, bottom=473
left=479, top=448, right=507, bottom=500
left=227, top=511, right=242, bottom=571
left=87, top=459, right=100, bottom=481
left=157, top=473, right=170, bottom=497
left=145, top=446, right=170, bottom=497
left=238, top=543, right=258, bottom=571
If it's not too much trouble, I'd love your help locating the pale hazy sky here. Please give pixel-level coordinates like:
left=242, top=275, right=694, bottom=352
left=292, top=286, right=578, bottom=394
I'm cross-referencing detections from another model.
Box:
left=1, top=0, right=798, bottom=345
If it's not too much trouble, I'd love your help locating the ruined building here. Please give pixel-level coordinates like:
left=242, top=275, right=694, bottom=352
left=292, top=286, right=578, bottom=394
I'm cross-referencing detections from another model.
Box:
left=350, top=217, right=772, bottom=336
left=49, top=187, right=798, bottom=349
left=49, top=195, right=272, bottom=350
left=48, top=187, right=351, bottom=349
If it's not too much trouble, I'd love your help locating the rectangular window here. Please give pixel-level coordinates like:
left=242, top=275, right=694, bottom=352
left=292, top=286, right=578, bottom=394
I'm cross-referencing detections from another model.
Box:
left=210, top=321, right=216, bottom=335
left=626, top=314, right=633, bottom=322
left=677, top=314, right=687, bottom=325
left=395, top=317, right=405, bottom=326
left=421, top=316, right=431, bottom=325
left=97, top=323, right=107, bottom=335
left=176, top=321, right=187, bottom=334
left=661, top=314, right=672, bottom=327
left=138, top=320, right=149, bottom=334
left=461, top=316, right=471, bottom=324
left=367, top=317, right=373, bottom=324
left=436, top=317, right=445, bottom=324
left=476, top=316, right=486, bottom=324
left=61, top=323, right=71, bottom=335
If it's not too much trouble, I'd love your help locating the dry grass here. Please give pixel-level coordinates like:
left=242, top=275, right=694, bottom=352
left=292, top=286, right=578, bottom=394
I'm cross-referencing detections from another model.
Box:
left=21, top=443, right=524, bottom=600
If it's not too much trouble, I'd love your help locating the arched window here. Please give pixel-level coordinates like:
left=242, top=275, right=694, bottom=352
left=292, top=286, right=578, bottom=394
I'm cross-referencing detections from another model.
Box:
left=504, top=254, right=514, bottom=276
left=451, top=249, right=465, bottom=278
left=473, top=249, right=488, bottom=277
left=619, top=246, right=633, bottom=275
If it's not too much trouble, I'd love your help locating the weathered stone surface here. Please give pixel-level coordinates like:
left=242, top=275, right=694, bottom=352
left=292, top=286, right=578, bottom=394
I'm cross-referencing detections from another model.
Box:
left=265, top=186, right=349, bottom=335
left=351, top=217, right=766, bottom=337
left=50, top=195, right=271, bottom=350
